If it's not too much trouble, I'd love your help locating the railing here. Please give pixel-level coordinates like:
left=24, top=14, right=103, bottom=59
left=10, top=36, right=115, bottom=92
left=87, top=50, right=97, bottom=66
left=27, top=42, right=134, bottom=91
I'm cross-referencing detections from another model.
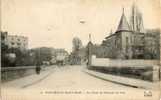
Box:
left=1, top=66, right=36, bottom=72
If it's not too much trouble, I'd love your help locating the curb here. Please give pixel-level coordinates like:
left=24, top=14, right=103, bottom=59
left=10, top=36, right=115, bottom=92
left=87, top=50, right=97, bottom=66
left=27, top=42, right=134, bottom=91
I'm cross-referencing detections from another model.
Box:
left=22, top=69, right=54, bottom=88
left=84, top=69, right=158, bottom=89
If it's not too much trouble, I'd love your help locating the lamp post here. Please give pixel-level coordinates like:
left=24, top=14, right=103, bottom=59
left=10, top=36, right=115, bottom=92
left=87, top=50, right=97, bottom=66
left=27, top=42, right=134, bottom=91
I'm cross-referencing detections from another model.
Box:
left=87, top=34, right=93, bottom=67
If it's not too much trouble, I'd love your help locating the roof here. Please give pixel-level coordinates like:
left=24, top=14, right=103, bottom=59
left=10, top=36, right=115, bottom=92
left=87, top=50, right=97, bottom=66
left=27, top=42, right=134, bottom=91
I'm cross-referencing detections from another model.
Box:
left=116, top=9, right=131, bottom=32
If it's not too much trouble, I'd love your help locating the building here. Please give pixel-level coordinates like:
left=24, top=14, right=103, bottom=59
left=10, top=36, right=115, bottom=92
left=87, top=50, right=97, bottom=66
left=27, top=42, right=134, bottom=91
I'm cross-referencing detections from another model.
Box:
left=7, top=35, right=28, bottom=50
left=50, top=49, right=69, bottom=65
left=1, top=31, right=28, bottom=51
left=1, top=32, right=29, bottom=66
left=102, top=8, right=134, bottom=59
left=144, top=29, right=160, bottom=59
left=54, top=49, right=68, bottom=58
left=130, top=3, right=144, bottom=33
left=102, top=4, right=160, bottom=59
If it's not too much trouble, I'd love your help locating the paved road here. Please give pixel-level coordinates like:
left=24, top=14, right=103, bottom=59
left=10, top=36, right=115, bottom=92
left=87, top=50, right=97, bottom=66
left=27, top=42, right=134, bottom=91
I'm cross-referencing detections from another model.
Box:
left=24, top=65, right=139, bottom=90
left=2, top=65, right=141, bottom=90
left=3, top=65, right=159, bottom=100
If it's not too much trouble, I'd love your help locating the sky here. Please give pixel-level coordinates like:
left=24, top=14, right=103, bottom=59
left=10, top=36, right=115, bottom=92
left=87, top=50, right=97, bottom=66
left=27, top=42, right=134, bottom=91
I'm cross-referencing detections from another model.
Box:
left=1, top=0, right=161, bottom=52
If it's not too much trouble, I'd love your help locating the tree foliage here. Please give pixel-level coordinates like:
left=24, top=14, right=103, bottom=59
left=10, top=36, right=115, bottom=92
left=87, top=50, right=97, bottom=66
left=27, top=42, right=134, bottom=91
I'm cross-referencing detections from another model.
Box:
left=72, top=37, right=82, bottom=51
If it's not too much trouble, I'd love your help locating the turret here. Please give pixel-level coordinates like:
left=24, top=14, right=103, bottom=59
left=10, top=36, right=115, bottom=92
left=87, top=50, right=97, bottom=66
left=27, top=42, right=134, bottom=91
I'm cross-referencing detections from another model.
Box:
left=116, top=8, right=131, bottom=32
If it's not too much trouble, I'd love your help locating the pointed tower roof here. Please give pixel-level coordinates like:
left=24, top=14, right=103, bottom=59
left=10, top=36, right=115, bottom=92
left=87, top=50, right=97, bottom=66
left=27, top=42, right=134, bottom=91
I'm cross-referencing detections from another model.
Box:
left=116, top=8, right=131, bottom=32
left=89, top=34, right=91, bottom=42
left=130, top=1, right=144, bottom=32
left=87, top=34, right=93, bottom=46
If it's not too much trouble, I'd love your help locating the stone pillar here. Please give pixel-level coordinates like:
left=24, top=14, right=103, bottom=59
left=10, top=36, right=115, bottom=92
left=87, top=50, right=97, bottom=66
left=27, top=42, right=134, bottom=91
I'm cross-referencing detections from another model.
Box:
left=153, top=65, right=160, bottom=82
left=87, top=42, right=93, bottom=66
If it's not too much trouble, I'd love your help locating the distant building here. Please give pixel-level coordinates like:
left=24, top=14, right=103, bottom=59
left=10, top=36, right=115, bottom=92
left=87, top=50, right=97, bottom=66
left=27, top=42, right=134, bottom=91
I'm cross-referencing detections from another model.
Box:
left=70, top=51, right=82, bottom=65
left=102, top=4, right=160, bottom=59
left=51, top=49, right=69, bottom=65
left=54, top=49, right=68, bottom=58
left=50, top=48, right=57, bottom=64
left=7, top=35, right=28, bottom=50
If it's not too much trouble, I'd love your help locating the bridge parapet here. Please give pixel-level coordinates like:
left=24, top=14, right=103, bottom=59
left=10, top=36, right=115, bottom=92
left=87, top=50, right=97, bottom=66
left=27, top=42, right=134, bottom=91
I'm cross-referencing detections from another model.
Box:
left=89, top=55, right=160, bottom=82
left=1, top=66, right=53, bottom=82
left=91, top=55, right=159, bottom=67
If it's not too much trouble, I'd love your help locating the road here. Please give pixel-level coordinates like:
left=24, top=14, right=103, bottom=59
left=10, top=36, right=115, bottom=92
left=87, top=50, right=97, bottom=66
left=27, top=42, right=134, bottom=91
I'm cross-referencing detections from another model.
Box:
left=2, top=65, right=141, bottom=90
left=2, top=65, right=150, bottom=100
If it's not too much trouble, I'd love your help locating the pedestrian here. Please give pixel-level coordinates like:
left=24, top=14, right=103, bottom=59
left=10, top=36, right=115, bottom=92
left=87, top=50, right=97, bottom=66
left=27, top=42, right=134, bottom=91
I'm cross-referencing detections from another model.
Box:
left=36, top=61, right=41, bottom=75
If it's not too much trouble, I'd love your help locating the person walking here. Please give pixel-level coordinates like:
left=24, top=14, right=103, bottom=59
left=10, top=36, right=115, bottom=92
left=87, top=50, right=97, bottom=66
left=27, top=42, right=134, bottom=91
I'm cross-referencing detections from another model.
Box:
left=36, top=61, right=41, bottom=75
left=35, top=48, right=41, bottom=75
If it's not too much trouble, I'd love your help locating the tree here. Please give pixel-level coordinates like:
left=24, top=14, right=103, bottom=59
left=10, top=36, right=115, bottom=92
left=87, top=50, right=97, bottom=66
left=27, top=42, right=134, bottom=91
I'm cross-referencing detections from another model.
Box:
left=1, top=31, right=9, bottom=67
left=32, top=47, right=53, bottom=65
left=72, top=37, right=82, bottom=52
left=70, top=37, right=83, bottom=65
left=1, top=43, right=9, bottom=67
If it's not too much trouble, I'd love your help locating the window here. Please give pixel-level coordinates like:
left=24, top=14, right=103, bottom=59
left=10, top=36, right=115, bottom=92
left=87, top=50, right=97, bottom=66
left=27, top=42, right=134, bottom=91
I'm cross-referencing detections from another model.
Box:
left=130, top=36, right=132, bottom=44
left=126, top=37, right=129, bottom=53
left=11, top=42, right=15, bottom=45
left=126, top=37, right=129, bottom=44
left=115, top=39, right=117, bottom=48
left=17, top=43, right=21, bottom=45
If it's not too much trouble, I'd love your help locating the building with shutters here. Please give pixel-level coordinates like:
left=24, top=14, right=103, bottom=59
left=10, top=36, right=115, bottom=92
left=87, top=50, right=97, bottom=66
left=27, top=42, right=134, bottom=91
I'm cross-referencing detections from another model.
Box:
left=1, top=31, right=28, bottom=51
left=7, top=35, right=28, bottom=50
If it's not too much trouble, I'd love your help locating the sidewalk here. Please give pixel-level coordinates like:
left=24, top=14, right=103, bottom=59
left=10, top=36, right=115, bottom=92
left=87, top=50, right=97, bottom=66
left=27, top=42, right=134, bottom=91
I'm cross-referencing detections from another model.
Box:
left=84, top=69, right=160, bottom=90
left=2, top=66, right=55, bottom=89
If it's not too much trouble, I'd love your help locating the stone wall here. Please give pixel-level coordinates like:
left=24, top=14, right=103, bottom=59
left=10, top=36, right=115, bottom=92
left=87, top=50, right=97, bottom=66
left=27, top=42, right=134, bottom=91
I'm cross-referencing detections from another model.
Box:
left=90, top=56, right=160, bottom=82
left=1, top=66, right=53, bottom=82
left=91, top=56, right=159, bottom=67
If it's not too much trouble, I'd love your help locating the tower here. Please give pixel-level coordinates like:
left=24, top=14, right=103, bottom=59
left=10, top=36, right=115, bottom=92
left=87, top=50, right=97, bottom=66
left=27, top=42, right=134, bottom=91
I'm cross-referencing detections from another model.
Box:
left=116, top=8, right=131, bottom=32
left=87, top=34, right=93, bottom=66
left=116, top=8, right=133, bottom=59
left=130, top=2, right=144, bottom=33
